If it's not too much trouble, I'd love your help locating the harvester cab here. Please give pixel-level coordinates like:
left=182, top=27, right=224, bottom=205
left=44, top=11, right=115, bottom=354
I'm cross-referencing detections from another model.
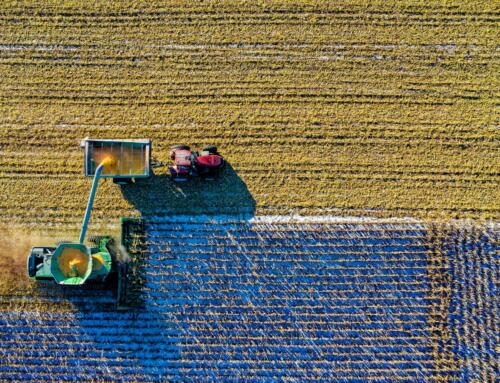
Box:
left=27, top=246, right=55, bottom=279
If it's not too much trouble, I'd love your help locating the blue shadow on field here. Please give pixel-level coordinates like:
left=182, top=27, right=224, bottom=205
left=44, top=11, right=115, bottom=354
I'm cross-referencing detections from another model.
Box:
left=119, top=162, right=256, bottom=217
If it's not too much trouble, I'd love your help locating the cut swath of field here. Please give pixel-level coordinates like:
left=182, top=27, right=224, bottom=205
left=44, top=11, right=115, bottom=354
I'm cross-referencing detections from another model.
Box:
left=0, top=217, right=497, bottom=381
left=0, top=0, right=499, bottom=227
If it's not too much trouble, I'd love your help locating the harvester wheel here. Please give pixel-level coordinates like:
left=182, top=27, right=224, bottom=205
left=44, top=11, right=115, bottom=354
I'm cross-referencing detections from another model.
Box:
left=88, top=236, right=106, bottom=245
left=171, top=145, right=190, bottom=151
left=202, top=145, right=218, bottom=154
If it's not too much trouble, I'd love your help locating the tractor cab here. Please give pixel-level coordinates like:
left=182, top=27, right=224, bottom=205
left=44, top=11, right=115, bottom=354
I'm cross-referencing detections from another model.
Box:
left=170, top=145, right=225, bottom=181
left=169, top=145, right=193, bottom=181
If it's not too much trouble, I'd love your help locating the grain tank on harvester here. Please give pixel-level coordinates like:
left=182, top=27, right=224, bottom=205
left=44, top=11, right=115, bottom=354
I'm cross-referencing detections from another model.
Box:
left=27, top=139, right=151, bottom=308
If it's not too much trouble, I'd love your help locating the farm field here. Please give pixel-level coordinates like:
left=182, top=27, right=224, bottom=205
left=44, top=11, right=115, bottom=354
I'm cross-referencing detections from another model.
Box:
left=0, top=217, right=498, bottom=382
left=0, top=1, right=499, bottom=382
left=0, top=0, right=499, bottom=227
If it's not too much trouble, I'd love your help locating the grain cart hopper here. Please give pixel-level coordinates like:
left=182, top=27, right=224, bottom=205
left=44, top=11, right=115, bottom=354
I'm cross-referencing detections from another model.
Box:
left=27, top=139, right=150, bottom=308
left=81, top=138, right=152, bottom=185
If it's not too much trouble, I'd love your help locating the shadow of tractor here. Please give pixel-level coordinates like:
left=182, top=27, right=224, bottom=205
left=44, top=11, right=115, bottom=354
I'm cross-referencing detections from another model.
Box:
left=111, top=161, right=255, bottom=312
left=119, top=162, right=256, bottom=217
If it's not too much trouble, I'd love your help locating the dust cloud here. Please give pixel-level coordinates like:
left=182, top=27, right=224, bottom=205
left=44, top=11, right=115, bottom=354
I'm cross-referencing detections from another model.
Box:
left=0, top=228, right=53, bottom=288
left=105, top=239, right=130, bottom=264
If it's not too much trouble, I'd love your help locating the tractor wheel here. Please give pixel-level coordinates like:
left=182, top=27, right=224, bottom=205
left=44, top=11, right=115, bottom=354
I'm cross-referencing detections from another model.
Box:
left=113, top=177, right=134, bottom=185
left=170, top=145, right=190, bottom=151
left=202, top=145, right=218, bottom=154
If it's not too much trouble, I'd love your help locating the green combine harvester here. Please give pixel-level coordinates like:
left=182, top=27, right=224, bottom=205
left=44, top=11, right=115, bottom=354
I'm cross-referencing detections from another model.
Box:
left=28, top=240, right=112, bottom=285
left=27, top=139, right=149, bottom=309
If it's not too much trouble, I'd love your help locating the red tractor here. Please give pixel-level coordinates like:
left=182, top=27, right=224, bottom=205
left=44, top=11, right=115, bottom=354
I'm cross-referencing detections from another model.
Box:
left=169, top=145, right=225, bottom=182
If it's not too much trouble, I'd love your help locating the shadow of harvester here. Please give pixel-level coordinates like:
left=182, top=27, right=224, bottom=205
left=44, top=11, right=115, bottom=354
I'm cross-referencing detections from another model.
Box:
left=119, top=163, right=256, bottom=217
left=109, top=162, right=255, bottom=311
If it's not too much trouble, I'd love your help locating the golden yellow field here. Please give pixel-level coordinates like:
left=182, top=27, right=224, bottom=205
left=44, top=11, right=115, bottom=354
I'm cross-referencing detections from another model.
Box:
left=0, top=0, right=499, bottom=230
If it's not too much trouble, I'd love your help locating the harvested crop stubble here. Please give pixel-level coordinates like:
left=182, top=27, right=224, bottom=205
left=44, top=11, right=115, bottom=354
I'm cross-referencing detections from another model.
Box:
left=0, top=217, right=497, bottom=381
left=0, top=0, right=499, bottom=228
